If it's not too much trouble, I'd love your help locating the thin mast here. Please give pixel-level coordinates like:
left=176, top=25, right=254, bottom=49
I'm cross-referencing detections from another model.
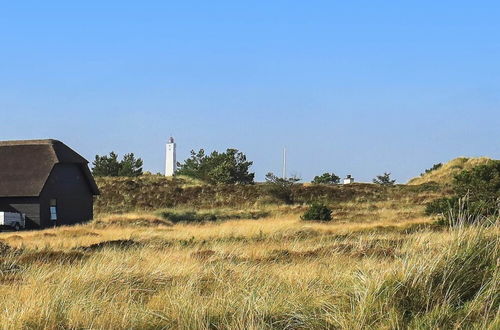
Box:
left=282, top=147, right=287, bottom=179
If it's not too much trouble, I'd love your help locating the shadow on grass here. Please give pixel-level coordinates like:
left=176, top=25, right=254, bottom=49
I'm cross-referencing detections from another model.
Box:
left=159, top=210, right=270, bottom=223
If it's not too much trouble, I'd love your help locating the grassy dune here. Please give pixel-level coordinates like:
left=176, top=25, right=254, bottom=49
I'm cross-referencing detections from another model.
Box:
left=0, top=203, right=498, bottom=329
left=408, top=157, right=495, bottom=185
left=94, top=177, right=445, bottom=214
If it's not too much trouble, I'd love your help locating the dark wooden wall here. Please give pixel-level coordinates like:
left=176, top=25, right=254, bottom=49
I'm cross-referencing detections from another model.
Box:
left=39, top=163, right=94, bottom=227
left=0, top=164, right=94, bottom=229
left=0, top=197, right=41, bottom=229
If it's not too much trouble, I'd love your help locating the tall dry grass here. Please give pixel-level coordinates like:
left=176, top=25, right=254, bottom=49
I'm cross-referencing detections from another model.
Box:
left=0, top=207, right=497, bottom=329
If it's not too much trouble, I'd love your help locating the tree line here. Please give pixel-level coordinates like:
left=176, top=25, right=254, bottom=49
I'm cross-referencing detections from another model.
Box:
left=91, top=148, right=397, bottom=185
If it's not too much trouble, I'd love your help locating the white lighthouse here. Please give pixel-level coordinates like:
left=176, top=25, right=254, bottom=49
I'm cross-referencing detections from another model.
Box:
left=165, top=137, right=177, bottom=176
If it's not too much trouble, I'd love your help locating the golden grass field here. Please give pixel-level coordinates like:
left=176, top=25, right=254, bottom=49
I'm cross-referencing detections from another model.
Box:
left=0, top=198, right=498, bottom=329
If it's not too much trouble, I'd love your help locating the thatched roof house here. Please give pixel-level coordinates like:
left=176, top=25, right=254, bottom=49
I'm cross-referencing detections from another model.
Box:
left=0, top=139, right=99, bottom=229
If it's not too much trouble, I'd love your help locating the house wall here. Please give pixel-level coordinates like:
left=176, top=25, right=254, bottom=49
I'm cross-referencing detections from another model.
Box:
left=0, top=197, right=41, bottom=228
left=39, top=163, right=94, bottom=227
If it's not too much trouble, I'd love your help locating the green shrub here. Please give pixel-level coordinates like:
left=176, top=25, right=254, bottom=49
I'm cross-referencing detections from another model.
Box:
left=427, top=195, right=499, bottom=227
left=301, top=203, right=332, bottom=221
left=453, top=161, right=500, bottom=206
left=426, top=160, right=500, bottom=222
left=425, top=197, right=459, bottom=216
left=312, top=173, right=340, bottom=184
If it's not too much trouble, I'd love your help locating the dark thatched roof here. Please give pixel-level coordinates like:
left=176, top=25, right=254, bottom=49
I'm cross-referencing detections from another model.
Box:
left=0, top=139, right=99, bottom=197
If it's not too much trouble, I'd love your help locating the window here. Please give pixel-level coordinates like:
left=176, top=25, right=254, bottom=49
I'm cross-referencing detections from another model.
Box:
left=50, top=199, right=57, bottom=221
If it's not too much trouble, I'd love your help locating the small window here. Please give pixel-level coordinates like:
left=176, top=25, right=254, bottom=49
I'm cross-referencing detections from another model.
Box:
left=50, top=199, right=57, bottom=221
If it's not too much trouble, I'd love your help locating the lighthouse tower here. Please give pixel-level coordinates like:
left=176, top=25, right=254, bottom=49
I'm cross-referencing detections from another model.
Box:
left=165, top=137, right=177, bottom=176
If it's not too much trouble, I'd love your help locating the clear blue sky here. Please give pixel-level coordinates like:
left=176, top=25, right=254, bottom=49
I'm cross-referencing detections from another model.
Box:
left=1, top=1, right=499, bottom=182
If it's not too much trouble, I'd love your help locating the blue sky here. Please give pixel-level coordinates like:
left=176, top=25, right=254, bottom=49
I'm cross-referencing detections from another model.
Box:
left=1, top=1, right=499, bottom=182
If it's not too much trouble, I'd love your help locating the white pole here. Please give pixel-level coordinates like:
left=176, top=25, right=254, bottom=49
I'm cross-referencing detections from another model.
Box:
left=283, top=147, right=287, bottom=179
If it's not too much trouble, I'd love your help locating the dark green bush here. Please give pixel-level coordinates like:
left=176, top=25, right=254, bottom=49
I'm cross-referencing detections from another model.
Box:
left=425, top=197, right=459, bottom=216
left=312, top=173, right=340, bottom=184
left=453, top=161, right=500, bottom=205
left=426, top=160, right=500, bottom=222
left=301, top=203, right=332, bottom=221
left=426, top=196, right=498, bottom=227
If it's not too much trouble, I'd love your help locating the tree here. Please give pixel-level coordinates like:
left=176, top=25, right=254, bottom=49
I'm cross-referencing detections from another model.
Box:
left=92, top=152, right=143, bottom=177
left=118, top=153, right=143, bottom=177
left=176, top=148, right=254, bottom=184
left=175, top=149, right=206, bottom=180
left=373, top=172, right=396, bottom=185
left=92, top=152, right=121, bottom=177
left=312, top=172, right=340, bottom=184
left=264, top=172, right=300, bottom=204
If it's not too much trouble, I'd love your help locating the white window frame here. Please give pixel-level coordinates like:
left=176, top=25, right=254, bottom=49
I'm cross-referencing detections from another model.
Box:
left=50, top=199, right=57, bottom=221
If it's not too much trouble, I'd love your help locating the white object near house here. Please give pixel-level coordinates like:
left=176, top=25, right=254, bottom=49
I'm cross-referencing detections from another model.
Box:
left=165, top=137, right=177, bottom=176
left=0, top=212, right=25, bottom=230
left=343, top=175, right=354, bottom=184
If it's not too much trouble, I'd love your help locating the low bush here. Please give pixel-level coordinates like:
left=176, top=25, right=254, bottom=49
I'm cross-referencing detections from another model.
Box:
left=426, top=160, right=500, bottom=223
left=453, top=161, right=500, bottom=203
left=426, top=195, right=499, bottom=227
left=425, top=197, right=459, bottom=216
left=312, top=172, right=340, bottom=184
left=301, top=203, right=332, bottom=221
